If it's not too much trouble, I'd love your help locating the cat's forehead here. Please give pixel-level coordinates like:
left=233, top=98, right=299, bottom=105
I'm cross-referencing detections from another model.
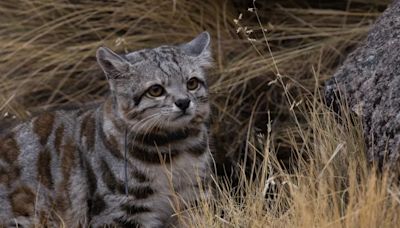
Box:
left=125, top=46, right=183, bottom=63
left=123, top=46, right=202, bottom=82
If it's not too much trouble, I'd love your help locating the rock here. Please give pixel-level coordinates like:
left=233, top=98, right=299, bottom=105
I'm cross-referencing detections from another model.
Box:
left=324, top=0, right=400, bottom=167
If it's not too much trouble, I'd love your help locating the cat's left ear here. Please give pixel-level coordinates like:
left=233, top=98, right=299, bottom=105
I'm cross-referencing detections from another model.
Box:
left=96, top=47, right=130, bottom=79
left=180, top=31, right=212, bottom=68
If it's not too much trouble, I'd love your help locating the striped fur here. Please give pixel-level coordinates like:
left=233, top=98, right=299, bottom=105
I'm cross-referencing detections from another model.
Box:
left=0, top=32, right=212, bottom=227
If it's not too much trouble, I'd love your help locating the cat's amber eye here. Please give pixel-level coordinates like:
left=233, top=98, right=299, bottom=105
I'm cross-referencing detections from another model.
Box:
left=147, top=85, right=165, bottom=97
left=187, top=78, right=200, bottom=91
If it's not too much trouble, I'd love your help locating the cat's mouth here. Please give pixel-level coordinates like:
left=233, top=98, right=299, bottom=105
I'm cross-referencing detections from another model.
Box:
left=172, top=112, right=191, bottom=121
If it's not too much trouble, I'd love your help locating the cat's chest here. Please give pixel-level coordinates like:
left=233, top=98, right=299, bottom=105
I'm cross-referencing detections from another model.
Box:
left=150, top=150, right=210, bottom=197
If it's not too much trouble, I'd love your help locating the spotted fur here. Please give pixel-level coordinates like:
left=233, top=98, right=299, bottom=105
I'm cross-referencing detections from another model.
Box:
left=0, top=32, right=212, bottom=227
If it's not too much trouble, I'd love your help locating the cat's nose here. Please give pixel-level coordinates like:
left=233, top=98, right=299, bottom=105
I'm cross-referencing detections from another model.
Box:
left=175, top=98, right=191, bottom=112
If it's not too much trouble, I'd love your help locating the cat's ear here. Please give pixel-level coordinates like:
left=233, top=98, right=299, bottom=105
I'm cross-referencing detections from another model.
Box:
left=96, top=47, right=130, bottom=79
left=180, top=31, right=212, bottom=67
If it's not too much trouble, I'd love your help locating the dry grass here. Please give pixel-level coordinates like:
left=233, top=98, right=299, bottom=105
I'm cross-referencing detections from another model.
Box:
left=186, top=96, right=400, bottom=227
left=1, top=0, right=399, bottom=227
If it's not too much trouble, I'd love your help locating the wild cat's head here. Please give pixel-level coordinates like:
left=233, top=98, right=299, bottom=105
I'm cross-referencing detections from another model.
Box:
left=96, top=32, right=212, bottom=131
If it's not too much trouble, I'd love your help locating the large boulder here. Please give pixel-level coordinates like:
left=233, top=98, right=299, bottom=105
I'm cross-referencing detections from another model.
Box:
left=325, top=0, right=400, bottom=167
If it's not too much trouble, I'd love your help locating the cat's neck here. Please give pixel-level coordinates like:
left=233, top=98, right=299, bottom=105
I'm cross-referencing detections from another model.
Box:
left=92, top=96, right=208, bottom=167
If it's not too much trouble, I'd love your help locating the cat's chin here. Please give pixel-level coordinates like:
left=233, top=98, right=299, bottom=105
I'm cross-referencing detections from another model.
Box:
left=168, top=114, right=193, bottom=126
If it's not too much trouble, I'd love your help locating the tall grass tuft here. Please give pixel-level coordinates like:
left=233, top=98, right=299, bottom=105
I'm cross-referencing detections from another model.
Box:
left=186, top=94, right=400, bottom=227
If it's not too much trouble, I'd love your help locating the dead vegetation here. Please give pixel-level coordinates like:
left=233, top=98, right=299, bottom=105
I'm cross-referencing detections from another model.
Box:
left=1, top=0, right=398, bottom=227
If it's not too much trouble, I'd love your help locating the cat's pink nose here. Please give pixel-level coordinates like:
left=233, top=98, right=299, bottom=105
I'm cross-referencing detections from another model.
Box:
left=175, top=99, right=191, bottom=111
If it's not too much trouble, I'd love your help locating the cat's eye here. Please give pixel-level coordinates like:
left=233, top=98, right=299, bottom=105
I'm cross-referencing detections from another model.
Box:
left=187, top=78, right=200, bottom=91
left=147, top=84, right=165, bottom=97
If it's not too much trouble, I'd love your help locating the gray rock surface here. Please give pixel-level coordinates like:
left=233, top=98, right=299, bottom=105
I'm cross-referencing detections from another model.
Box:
left=325, top=0, right=400, bottom=166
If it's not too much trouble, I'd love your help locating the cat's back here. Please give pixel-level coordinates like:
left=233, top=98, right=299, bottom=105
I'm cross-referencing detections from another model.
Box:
left=0, top=108, right=82, bottom=156
left=0, top=102, right=101, bottom=151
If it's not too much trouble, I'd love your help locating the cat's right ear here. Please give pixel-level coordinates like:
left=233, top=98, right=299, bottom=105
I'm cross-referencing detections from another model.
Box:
left=96, top=47, right=130, bottom=79
left=180, top=32, right=212, bottom=68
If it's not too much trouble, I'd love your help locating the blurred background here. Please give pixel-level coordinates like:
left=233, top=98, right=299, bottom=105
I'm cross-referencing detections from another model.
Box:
left=0, top=0, right=388, bottom=180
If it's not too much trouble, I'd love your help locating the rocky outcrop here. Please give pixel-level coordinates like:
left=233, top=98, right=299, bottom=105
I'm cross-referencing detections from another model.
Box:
left=325, top=0, right=400, bottom=166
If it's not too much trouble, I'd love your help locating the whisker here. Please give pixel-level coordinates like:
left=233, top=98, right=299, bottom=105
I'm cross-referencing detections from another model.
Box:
left=128, top=113, right=162, bottom=143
